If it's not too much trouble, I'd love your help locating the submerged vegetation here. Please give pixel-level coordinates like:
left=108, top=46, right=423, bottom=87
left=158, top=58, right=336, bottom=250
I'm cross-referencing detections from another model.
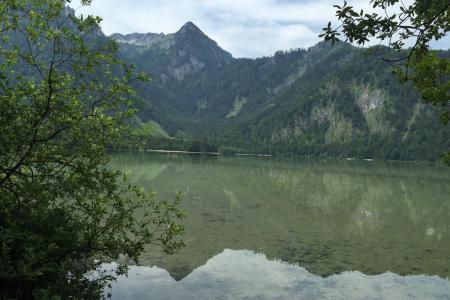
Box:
left=110, top=153, right=450, bottom=281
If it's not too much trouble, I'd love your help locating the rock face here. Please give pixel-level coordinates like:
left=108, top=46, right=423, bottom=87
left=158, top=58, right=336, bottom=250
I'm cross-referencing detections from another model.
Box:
left=110, top=32, right=166, bottom=47
left=110, top=22, right=233, bottom=81
left=108, top=22, right=449, bottom=161
left=177, top=21, right=201, bottom=34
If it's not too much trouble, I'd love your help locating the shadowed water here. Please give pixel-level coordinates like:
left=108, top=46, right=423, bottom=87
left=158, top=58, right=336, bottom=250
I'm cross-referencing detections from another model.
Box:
left=109, top=152, right=450, bottom=297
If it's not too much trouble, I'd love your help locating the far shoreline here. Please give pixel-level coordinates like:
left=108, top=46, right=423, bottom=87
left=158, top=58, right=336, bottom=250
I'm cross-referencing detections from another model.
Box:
left=108, top=148, right=448, bottom=166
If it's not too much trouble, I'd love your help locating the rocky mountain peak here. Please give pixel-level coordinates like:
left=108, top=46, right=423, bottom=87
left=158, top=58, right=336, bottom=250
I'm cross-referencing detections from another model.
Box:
left=172, top=21, right=233, bottom=62
left=177, top=21, right=204, bottom=36
left=112, top=22, right=233, bottom=81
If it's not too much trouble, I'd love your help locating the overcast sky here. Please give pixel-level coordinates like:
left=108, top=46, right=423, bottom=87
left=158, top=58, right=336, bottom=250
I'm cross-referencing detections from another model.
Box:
left=70, top=0, right=450, bottom=58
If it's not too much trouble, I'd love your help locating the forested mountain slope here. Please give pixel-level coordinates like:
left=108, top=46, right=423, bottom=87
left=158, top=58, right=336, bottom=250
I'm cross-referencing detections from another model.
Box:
left=111, top=22, right=450, bottom=161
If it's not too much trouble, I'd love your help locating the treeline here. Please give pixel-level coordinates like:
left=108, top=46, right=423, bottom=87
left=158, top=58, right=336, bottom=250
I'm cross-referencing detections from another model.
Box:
left=117, top=36, right=450, bottom=163
left=110, top=131, right=448, bottom=162
left=147, top=137, right=219, bottom=153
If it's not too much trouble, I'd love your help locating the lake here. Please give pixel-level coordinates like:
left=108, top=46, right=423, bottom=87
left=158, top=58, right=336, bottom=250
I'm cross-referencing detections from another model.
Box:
left=107, top=152, right=450, bottom=299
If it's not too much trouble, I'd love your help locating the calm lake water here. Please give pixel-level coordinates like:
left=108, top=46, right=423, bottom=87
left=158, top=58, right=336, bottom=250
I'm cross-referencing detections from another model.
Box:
left=107, top=152, right=450, bottom=299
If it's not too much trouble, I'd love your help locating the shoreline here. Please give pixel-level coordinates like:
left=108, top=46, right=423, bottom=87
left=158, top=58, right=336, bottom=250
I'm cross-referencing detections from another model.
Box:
left=113, top=148, right=272, bottom=157
left=109, top=148, right=446, bottom=165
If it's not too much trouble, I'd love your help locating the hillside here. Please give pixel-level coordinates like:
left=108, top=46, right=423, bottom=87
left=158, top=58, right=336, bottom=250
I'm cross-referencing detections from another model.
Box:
left=111, top=22, right=450, bottom=161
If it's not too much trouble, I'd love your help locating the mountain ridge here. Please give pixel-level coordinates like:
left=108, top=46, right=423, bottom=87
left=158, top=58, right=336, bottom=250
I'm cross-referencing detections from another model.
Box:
left=110, top=22, right=449, bottom=161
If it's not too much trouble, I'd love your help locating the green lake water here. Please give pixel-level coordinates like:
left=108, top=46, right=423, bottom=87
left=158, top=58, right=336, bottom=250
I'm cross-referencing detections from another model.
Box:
left=107, top=152, right=450, bottom=299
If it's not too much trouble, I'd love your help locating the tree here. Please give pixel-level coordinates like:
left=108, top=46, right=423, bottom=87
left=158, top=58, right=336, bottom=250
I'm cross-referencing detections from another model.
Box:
left=0, top=0, right=184, bottom=298
left=321, top=0, right=450, bottom=163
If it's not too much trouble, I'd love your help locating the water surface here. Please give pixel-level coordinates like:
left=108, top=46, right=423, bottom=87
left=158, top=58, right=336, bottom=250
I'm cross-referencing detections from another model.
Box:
left=104, top=249, right=450, bottom=300
left=109, top=153, right=450, bottom=298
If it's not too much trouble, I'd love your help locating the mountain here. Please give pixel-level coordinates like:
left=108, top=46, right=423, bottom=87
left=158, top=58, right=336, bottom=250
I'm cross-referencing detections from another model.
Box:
left=112, top=22, right=232, bottom=80
left=110, top=22, right=450, bottom=161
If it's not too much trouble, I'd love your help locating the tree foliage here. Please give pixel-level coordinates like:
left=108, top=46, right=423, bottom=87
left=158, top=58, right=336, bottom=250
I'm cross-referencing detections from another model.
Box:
left=111, top=26, right=449, bottom=162
left=0, top=0, right=184, bottom=298
left=321, top=0, right=449, bottom=162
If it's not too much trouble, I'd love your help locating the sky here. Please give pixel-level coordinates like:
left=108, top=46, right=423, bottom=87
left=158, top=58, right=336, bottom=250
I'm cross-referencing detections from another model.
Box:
left=70, top=0, right=450, bottom=58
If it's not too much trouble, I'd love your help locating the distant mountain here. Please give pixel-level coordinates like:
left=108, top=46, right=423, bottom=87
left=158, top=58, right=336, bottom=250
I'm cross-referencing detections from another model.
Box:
left=110, top=22, right=450, bottom=161
left=111, top=22, right=232, bottom=80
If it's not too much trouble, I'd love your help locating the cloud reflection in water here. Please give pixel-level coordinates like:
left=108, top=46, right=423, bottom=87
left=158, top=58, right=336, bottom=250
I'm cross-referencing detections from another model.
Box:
left=104, top=249, right=450, bottom=300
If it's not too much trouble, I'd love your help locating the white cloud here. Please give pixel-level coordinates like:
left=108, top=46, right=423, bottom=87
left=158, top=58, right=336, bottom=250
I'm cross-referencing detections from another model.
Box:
left=70, top=0, right=450, bottom=58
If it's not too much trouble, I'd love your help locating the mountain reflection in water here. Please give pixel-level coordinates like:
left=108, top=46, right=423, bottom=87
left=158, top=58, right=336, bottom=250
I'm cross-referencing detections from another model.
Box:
left=104, top=249, right=450, bottom=300
left=110, top=153, right=450, bottom=280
